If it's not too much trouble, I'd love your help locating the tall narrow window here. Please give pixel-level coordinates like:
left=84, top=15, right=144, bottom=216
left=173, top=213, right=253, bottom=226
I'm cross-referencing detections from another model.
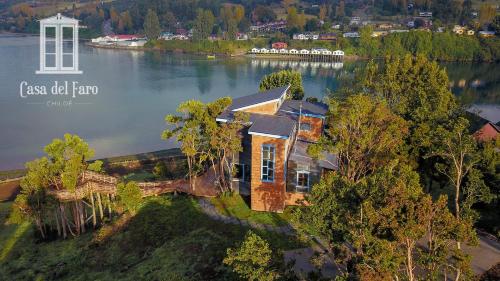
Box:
left=296, top=164, right=310, bottom=192
left=261, top=145, right=275, bottom=182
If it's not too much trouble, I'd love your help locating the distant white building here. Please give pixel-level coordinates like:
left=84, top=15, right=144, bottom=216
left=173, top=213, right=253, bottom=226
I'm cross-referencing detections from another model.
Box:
left=251, top=48, right=260, bottom=53
left=270, top=48, right=279, bottom=54
left=343, top=32, right=360, bottom=38
left=299, top=49, right=310, bottom=54
left=279, top=49, right=288, bottom=54
left=289, top=49, right=299, bottom=54
left=292, top=33, right=319, bottom=40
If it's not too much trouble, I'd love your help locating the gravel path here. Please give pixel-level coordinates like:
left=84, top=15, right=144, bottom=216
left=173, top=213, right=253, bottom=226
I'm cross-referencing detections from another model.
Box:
left=198, top=198, right=296, bottom=236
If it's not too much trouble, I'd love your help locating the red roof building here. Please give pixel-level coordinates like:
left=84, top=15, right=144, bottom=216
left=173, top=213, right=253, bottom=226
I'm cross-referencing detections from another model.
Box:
left=271, top=42, right=288, bottom=49
left=474, top=122, right=500, bottom=142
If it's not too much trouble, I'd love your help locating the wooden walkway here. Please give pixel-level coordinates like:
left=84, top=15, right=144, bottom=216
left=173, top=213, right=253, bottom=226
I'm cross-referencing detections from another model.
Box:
left=48, top=170, right=219, bottom=201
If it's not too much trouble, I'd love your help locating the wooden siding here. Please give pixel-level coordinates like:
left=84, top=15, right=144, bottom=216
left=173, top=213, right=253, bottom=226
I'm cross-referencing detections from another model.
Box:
left=239, top=101, right=280, bottom=115
left=298, top=116, right=323, bottom=142
left=250, top=135, right=287, bottom=212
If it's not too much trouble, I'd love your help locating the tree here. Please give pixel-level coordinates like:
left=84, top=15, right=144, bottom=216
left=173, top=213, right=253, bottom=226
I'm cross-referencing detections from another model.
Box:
left=319, top=4, right=328, bottom=21
left=309, top=94, right=408, bottom=183
left=14, top=134, right=103, bottom=239
left=429, top=118, right=490, bottom=246
left=162, top=11, right=177, bottom=32
left=162, top=98, right=247, bottom=192
left=116, top=181, right=142, bottom=214
left=479, top=4, right=496, bottom=25
left=259, top=70, right=304, bottom=100
left=144, top=9, right=161, bottom=40
left=286, top=7, right=306, bottom=31
left=359, top=25, right=379, bottom=57
left=118, top=11, right=133, bottom=34
left=252, top=6, right=277, bottom=23
left=224, top=231, right=280, bottom=281
left=193, top=9, right=215, bottom=40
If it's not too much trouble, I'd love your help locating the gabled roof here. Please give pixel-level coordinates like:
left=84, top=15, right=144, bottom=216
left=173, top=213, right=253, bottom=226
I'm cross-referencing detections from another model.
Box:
left=227, top=85, right=289, bottom=112
left=278, top=100, right=328, bottom=118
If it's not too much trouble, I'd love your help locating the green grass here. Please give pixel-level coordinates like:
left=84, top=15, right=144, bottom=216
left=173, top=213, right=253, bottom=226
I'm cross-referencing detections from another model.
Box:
left=0, top=195, right=305, bottom=280
left=210, top=194, right=294, bottom=227
left=123, top=171, right=157, bottom=182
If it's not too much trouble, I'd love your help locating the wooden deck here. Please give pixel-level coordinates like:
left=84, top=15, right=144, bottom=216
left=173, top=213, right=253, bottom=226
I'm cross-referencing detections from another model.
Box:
left=48, top=170, right=219, bottom=201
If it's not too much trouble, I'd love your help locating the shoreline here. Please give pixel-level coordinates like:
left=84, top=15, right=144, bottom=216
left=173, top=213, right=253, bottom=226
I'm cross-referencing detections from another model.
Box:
left=0, top=147, right=184, bottom=182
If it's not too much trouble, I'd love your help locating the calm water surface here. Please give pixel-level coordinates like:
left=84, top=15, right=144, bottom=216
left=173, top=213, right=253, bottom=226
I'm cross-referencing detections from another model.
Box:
left=1, top=35, right=499, bottom=170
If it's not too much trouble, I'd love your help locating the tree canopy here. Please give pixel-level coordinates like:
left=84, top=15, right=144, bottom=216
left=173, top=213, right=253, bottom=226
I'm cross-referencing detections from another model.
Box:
left=259, top=70, right=305, bottom=100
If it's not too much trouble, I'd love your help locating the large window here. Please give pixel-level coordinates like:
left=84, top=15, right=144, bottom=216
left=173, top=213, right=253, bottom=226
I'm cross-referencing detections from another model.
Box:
left=261, top=145, right=275, bottom=182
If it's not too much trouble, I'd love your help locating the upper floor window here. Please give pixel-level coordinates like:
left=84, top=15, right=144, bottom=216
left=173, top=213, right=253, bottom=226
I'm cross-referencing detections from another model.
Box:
left=300, top=122, right=311, bottom=131
left=261, top=145, right=275, bottom=182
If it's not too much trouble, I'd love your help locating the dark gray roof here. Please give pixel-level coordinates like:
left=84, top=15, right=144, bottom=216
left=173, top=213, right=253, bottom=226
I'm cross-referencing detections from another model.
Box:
left=227, top=85, right=289, bottom=111
left=289, top=140, right=338, bottom=170
left=279, top=100, right=328, bottom=117
left=248, top=114, right=296, bottom=138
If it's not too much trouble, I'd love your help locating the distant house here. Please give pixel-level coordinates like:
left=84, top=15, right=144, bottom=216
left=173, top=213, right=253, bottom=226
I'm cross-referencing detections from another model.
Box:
left=479, top=31, right=496, bottom=38
left=319, top=33, right=337, bottom=40
left=176, top=28, right=188, bottom=36
left=216, top=86, right=336, bottom=212
left=289, top=49, right=299, bottom=54
left=299, top=49, right=310, bottom=54
left=236, top=32, right=248, bottom=40
left=350, top=16, right=360, bottom=25
left=343, top=32, right=360, bottom=38
left=111, top=35, right=143, bottom=41
left=311, top=49, right=321, bottom=55
left=250, top=20, right=287, bottom=33
left=474, top=122, right=500, bottom=142
left=293, top=33, right=318, bottom=40
left=407, top=21, right=415, bottom=28
left=419, top=12, right=432, bottom=17
left=371, top=30, right=388, bottom=37
left=331, top=24, right=341, bottom=29
left=467, top=30, right=475, bottom=36
left=272, top=42, right=288, bottom=49
left=251, top=48, right=260, bottom=53
left=172, top=34, right=188, bottom=40
left=453, top=25, right=465, bottom=35
left=333, top=50, right=344, bottom=56
left=389, top=29, right=409, bottom=33
left=378, top=23, right=393, bottom=29
left=260, top=48, right=269, bottom=53
left=160, top=32, right=173, bottom=40
left=270, top=48, right=279, bottom=54
left=279, top=49, right=288, bottom=54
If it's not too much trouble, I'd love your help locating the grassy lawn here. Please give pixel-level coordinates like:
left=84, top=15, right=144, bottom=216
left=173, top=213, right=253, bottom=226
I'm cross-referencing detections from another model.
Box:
left=210, top=194, right=294, bottom=227
left=0, top=195, right=305, bottom=280
left=122, top=171, right=157, bottom=182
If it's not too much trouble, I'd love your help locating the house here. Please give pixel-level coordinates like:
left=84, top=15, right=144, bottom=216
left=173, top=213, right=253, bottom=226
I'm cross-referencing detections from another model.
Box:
left=350, top=16, right=361, bottom=25
left=474, top=122, right=500, bottom=142
left=250, top=20, right=287, bottom=33
left=216, top=86, right=337, bottom=212
left=236, top=32, right=248, bottom=40
left=160, top=32, right=173, bottom=40
left=407, top=21, right=415, bottom=28
left=260, top=48, right=269, bottom=53
left=319, top=33, right=337, bottom=40
left=331, top=24, right=341, bottom=29
left=453, top=25, right=465, bottom=35
left=479, top=31, right=495, bottom=38
left=419, top=12, right=432, bottom=17
left=467, top=30, right=475, bottom=36
left=299, top=49, right=310, bottom=54
left=371, top=30, right=388, bottom=37
left=293, top=33, right=319, bottom=40
left=272, top=42, right=288, bottom=49
left=311, top=49, right=321, bottom=55
left=279, top=49, right=288, bottom=54
left=270, top=48, right=279, bottom=54
left=251, top=48, right=260, bottom=53
left=378, top=23, right=393, bottom=29
left=343, top=32, right=360, bottom=38
left=289, top=49, right=299, bottom=54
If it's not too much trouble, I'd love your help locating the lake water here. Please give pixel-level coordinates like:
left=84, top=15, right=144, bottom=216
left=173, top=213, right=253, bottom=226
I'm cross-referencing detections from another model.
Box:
left=1, top=35, right=499, bottom=170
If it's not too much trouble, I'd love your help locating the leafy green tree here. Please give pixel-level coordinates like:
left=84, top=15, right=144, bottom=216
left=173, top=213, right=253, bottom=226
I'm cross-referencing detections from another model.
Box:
left=224, top=231, right=280, bottom=281
left=116, top=181, right=142, bottom=214
left=309, top=94, right=408, bottom=183
left=428, top=118, right=491, bottom=249
left=144, top=9, right=161, bottom=40
left=193, top=9, right=215, bottom=40
left=259, top=70, right=305, bottom=100
left=359, top=25, right=379, bottom=57
left=14, top=134, right=102, bottom=238
left=162, top=97, right=247, bottom=192
left=286, top=7, right=306, bottom=31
